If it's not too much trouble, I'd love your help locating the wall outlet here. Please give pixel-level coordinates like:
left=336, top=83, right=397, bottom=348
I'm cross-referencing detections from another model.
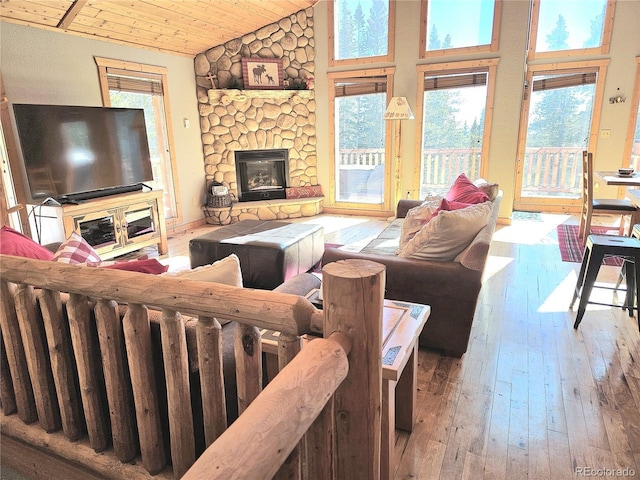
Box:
left=600, top=129, right=611, bottom=138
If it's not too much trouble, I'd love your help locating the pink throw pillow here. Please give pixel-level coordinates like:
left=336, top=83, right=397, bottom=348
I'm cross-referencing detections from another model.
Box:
left=99, top=258, right=168, bottom=275
left=0, top=226, right=54, bottom=260
left=53, top=232, right=101, bottom=264
left=429, top=198, right=476, bottom=221
left=445, top=174, right=489, bottom=204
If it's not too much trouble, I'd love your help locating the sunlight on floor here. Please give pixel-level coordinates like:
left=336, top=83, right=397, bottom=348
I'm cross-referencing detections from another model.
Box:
left=295, top=214, right=376, bottom=235
left=493, top=213, right=573, bottom=245
left=482, top=255, right=514, bottom=282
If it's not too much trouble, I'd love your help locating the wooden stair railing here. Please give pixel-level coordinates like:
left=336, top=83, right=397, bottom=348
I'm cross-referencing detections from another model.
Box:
left=0, top=255, right=384, bottom=479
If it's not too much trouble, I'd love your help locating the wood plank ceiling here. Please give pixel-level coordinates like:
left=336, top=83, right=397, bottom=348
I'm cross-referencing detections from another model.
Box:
left=0, top=0, right=318, bottom=57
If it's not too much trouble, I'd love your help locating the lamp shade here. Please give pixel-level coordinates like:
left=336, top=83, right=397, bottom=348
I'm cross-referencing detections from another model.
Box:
left=383, top=96, right=414, bottom=120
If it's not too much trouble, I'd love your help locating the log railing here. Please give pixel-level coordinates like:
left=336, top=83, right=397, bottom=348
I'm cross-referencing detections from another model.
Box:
left=0, top=255, right=385, bottom=479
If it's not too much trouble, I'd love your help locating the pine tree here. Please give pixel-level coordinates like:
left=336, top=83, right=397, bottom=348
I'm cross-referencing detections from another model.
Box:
left=338, top=1, right=356, bottom=60
left=366, top=0, right=389, bottom=57
left=528, top=15, right=592, bottom=149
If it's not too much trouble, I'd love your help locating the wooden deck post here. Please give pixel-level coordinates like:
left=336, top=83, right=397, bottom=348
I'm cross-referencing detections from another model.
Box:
left=322, top=259, right=385, bottom=480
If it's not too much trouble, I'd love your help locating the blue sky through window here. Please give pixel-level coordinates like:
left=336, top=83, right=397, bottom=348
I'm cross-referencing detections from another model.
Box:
left=536, top=0, right=606, bottom=51
left=425, top=0, right=494, bottom=50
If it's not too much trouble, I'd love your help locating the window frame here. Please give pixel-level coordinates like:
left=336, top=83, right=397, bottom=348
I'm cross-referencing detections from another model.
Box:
left=513, top=59, right=610, bottom=211
left=327, top=67, right=395, bottom=213
left=620, top=57, right=640, bottom=196
left=94, top=56, right=182, bottom=227
left=328, top=0, right=396, bottom=68
left=413, top=59, right=499, bottom=196
left=419, top=0, right=502, bottom=59
left=527, top=0, right=615, bottom=61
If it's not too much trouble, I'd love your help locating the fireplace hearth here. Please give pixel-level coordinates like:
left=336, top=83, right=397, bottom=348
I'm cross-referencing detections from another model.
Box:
left=235, top=149, right=289, bottom=202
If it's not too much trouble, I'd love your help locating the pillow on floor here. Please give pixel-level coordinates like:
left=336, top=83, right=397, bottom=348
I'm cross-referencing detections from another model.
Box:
left=445, top=173, right=489, bottom=204
left=0, top=226, right=55, bottom=260
left=398, top=201, right=492, bottom=261
left=52, top=232, right=101, bottom=264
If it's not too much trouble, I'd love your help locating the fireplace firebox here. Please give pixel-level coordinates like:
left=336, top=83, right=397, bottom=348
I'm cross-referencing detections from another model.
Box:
left=235, top=149, right=289, bottom=202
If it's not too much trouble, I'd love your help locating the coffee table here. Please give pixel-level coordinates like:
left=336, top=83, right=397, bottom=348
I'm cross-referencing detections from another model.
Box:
left=260, top=290, right=430, bottom=480
left=189, top=220, right=324, bottom=290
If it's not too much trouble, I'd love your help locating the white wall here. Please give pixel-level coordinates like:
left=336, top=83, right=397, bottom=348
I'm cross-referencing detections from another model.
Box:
left=0, top=22, right=206, bottom=226
left=312, top=0, right=640, bottom=220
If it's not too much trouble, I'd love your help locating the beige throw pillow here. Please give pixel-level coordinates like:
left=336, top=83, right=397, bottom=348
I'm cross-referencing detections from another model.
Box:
left=163, top=254, right=243, bottom=325
left=397, top=202, right=492, bottom=261
left=398, top=199, right=442, bottom=252
left=473, top=178, right=500, bottom=201
left=164, top=253, right=243, bottom=287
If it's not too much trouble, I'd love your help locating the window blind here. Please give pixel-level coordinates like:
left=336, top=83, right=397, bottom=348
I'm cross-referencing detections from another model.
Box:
left=532, top=72, right=596, bottom=92
left=106, top=68, right=163, bottom=95
left=423, top=72, right=488, bottom=91
left=334, top=77, right=387, bottom=97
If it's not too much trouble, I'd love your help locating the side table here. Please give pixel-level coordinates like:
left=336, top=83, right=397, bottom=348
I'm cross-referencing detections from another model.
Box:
left=260, top=290, right=431, bottom=480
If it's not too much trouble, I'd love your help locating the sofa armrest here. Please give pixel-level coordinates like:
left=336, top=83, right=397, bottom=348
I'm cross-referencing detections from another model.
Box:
left=396, top=199, right=423, bottom=218
left=454, top=191, right=502, bottom=271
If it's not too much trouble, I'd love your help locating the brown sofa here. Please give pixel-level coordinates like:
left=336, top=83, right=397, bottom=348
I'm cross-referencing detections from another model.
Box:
left=322, top=193, right=502, bottom=357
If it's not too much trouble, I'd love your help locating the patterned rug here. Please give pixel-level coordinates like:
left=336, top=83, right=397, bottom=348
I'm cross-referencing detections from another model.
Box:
left=556, top=224, right=624, bottom=266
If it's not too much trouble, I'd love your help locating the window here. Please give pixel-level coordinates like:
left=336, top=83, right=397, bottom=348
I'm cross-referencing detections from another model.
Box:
left=415, top=60, right=498, bottom=198
left=528, top=0, right=614, bottom=59
left=329, top=69, right=393, bottom=210
left=94, top=57, right=180, bottom=223
left=329, top=0, right=395, bottom=66
left=626, top=59, right=640, bottom=172
left=513, top=61, right=609, bottom=211
left=420, top=0, right=501, bottom=57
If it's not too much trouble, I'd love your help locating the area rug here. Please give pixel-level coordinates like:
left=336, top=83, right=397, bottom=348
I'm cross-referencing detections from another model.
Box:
left=556, top=224, right=623, bottom=266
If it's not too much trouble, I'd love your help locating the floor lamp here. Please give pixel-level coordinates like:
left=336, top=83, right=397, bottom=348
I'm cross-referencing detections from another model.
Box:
left=383, top=97, right=414, bottom=205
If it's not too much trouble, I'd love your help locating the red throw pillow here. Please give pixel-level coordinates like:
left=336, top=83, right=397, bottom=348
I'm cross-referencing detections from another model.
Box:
left=0, top=226, right=55, bottom=260
left=445, top=174, right=489, bottom=204
left=98, top=258, right=169, bottom=275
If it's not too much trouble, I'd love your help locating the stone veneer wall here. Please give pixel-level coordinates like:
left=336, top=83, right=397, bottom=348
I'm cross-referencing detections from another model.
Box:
left=193, top=8, right=317, bottom=204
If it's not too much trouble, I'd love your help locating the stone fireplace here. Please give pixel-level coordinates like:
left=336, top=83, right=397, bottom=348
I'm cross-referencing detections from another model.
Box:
left=194, top=8, right=319, bottom=223
left=200, top=89, right=317, bottom=202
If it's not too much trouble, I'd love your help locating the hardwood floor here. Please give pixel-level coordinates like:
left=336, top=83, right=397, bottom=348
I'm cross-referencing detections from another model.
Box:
left=165, top=213, right=640, bottom=480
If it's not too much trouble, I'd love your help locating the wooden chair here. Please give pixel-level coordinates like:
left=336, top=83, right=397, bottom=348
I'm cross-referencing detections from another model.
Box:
left=578, top=151, right=636, bottom=242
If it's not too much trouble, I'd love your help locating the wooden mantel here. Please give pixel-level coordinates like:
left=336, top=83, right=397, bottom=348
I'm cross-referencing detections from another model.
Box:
left=208, top=89, right=313, bottom=104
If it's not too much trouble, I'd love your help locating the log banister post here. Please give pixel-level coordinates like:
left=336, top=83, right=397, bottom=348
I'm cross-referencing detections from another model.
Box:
left=322, top=259, right=384, bottom=480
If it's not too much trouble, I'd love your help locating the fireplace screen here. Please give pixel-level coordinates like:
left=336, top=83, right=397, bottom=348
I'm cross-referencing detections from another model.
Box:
left=246, top=161, right=282, bottom=190
left=235, top=149, right=288, bottom=201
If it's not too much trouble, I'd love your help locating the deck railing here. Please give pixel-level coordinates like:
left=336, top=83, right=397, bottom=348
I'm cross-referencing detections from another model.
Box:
left=338, top=146, right=640, bottom=196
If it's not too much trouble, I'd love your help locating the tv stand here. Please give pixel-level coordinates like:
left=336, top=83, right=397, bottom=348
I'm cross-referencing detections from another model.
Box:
left=59, top=183, right=144, bottom=203
left=28, top=190, right=168, bottom=260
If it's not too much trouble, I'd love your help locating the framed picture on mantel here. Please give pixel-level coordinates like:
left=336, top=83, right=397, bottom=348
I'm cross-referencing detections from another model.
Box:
left=241, top=58, right=284, bottom=90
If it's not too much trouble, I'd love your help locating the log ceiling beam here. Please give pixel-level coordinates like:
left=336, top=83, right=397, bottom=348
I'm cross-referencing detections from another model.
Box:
left=57, top=0, right=88, bottom=30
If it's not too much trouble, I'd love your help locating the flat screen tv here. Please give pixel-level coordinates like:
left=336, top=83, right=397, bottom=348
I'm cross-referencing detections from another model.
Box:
left=12, top=104, right=154, bottom=203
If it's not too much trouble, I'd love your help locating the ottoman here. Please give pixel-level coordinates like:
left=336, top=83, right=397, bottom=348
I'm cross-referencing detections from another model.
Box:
left=189, top=220, right=324, bottom=290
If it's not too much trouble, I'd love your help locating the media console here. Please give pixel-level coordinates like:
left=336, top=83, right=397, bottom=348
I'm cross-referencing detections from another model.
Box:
left=28, top=190, right=168, bottom=260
